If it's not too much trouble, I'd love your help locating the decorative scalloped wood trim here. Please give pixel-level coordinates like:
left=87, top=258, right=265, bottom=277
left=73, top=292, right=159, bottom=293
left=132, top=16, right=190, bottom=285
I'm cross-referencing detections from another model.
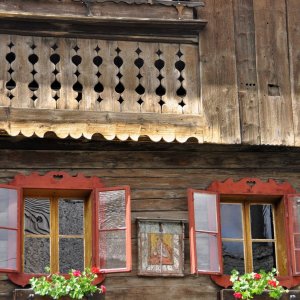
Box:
left=207, top=177, right=295, bottom=194
left=0, top=107, right=205, bottom=143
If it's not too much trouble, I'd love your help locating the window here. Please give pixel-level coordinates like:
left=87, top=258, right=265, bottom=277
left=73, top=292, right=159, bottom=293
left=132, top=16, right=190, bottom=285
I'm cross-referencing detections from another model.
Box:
left=0, top=172, right=131, bottom=286
left=188, top=178, right=300, bottom=288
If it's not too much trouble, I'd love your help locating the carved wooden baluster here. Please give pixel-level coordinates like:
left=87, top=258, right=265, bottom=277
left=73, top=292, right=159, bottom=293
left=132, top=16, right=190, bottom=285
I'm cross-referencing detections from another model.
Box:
left=0, top=34, right=11, bottom=106
left=77, top=38, right=98, bottom=111
left=180, top=44, right=200, bottom=114
left=139, top=42, right=160, bottom=113
left=117, top=41, right=140, bottom=112
left=98, top=40, right=119, bottom=112
left=159, top=43, right=181, bottom=114
left=34, top=37, right=56, bottom=109
left=56, top=38, right=78, bottom=110
left=10, top=35, right=34, bottom=108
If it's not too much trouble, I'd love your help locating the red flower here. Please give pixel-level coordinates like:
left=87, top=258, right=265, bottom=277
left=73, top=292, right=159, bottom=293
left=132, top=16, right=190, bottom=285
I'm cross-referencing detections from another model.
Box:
left=101, top=285, right=106, bottom=294
left=233, top=292, right=242, bottom=299
left=254, top=273, right=262, bottom=280
left=268, top=280, right=277, bottom=287
left=72, top=270, right=81, bottom=277
left=91, top=267, right=100, bottom=274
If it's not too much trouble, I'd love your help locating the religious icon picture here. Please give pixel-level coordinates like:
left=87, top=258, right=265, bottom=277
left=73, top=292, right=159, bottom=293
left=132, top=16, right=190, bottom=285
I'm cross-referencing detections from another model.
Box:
left=137, top=218, right=185, bottom=276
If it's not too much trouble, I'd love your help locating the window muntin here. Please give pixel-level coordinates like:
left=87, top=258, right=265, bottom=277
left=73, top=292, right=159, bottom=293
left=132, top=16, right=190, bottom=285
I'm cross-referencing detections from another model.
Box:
left=221, top=201, right=277, bottom=275
left=24, top=195, right=88, bottom=274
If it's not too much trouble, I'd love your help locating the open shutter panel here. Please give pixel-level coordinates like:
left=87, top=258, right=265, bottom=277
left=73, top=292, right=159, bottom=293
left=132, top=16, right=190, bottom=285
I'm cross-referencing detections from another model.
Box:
left=288, top=194, right=300, bottom=275
left=97, top=186, right=131, bottom=273
left=0, top=185, right=21, bottom=272
left=188, top=189, right=222, bottom=274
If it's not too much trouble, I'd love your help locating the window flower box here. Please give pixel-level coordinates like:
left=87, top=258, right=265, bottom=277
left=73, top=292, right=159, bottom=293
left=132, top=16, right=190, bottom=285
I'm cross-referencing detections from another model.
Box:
left=220, top=289, right=300, bottom=300
left=13, top=289, right=105, bottom=300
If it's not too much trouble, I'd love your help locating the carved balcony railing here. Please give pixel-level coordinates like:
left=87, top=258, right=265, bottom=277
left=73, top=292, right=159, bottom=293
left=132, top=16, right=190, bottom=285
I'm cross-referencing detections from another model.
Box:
left=0, top=34, right=200, bottom=115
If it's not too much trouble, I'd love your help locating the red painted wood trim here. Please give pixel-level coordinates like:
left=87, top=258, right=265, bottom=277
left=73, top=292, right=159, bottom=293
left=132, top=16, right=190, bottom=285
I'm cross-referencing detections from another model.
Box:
left=207, top=178, right=295, bottom=194
left=5, top=172, right=106, bottom=286
left=0, top=185, right=21, bottom=273
left=188, top=189, right=222, bottom=275
left=191, top=178, right=299, bottom=288
left=10, top=171, right=104, bottom=190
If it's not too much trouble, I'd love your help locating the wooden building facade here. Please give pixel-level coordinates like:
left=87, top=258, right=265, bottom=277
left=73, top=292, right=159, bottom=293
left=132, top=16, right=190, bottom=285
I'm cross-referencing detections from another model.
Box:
left=0, top=0, right=299, bottom=299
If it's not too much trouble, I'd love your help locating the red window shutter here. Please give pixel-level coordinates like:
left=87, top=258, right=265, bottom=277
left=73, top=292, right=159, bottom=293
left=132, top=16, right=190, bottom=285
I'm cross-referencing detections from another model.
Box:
left=188, top=189, right=222, bottom=274
left=96, top=186, right=131, bottom=273
left=288, top=194, right=300, bottom=275
left=0, top=185, right=21, bottom=273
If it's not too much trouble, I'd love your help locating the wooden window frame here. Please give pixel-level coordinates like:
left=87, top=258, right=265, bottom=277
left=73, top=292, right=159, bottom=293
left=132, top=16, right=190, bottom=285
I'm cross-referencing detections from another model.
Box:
left=188, top=178, right=300, bottom=289
left=0, top=184, right=22, bottom=273
left=0, top=171, right=131, bottom=287
left=95, top=186, right=132, bottom=273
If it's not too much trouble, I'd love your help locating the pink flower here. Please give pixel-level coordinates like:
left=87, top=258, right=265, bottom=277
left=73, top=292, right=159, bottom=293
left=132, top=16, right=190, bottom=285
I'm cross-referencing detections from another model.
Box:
left=254, top=273, right=262, bottom=280
left=72, top=270, right=81, bottom=277
left=268, top=280, right=277, bottom=287
left=91, top=267, right=100, bottom=274
left=233, top=292, right=242, bottom=299
left=101, top=285, right=106, bottom=294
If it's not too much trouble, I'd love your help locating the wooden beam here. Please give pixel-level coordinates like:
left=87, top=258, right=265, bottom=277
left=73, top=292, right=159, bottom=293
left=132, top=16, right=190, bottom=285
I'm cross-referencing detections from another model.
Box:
left=0, top=107, right=205, bottom=142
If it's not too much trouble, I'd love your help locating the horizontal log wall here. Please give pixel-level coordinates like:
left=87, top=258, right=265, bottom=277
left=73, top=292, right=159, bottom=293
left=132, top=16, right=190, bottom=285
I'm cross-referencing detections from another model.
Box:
left=1, top=137, right=300, bottom=299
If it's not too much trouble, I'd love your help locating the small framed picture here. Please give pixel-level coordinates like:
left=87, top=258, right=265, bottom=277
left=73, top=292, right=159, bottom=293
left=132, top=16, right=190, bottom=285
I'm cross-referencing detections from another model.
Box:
left=137, top=218, right=185, bottom=276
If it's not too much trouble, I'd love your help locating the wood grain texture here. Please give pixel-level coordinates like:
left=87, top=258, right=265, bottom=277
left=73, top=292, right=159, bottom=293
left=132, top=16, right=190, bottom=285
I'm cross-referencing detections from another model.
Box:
left=10, top=35, right=34, bottom=109
left=0, top=35, right=10, bottom=107
left=287, top=0, right=300, bottom=146
left=253, top=0, right=294, bottom=145
left=77, top=39, right=98, bottom=111
left=34, top=36, right=56, bottom=109
left=200, top=0, right=240, bottom=144
left=56, top=38, right=78, bottom=110
left=233, top=0, right=260, bottom=145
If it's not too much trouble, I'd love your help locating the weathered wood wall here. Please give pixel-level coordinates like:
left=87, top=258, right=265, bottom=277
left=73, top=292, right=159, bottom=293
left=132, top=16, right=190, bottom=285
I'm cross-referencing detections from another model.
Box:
left=1, top=137, right=300, bottom=299
left=0, top=0, right=299, bottom=146
left=199, top=0, right=299, bottom=146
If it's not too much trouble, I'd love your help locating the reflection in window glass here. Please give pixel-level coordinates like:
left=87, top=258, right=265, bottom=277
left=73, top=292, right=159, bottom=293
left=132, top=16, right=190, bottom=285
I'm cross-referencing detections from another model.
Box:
left=222, top=241, right=245, bottom=275
left=252, top=242, right=276, bottom=272
left=250, top=205, right=274, bottom=239
left=194, top=193, right=217, bottom=232
left=221, top=204, right=243, bottom=238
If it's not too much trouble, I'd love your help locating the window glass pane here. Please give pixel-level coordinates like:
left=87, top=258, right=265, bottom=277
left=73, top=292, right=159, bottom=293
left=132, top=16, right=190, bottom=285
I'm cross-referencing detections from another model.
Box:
left=294, top=235, right=300, bottom=249
left=295, top=250, right=300, bottom=273
left=59, top=199, right=84, bottom=235
left=24, top=237, right=50, bottom=273
left=24, top=198, right=50, bottom=235
left=99, top=230, right=126, bottom=269
left=221, top=204, right=243, bottom=238
left=222, top=241, right=244, bottom=275
left=250, top=204, right=274, bottom=239
left=194, top=192, right=217, bottom=232
left=0, top=229, right=17, bottom=270
left=292, top=196, right=300, bottom=233
left=99, top=190, right=126, bottom=230
left=59, top=238, right=84, bottom=273
left=196, top=232, right=219, bottom=273
left=0, top=188, right=18, bottom=228
left=252, top=242, right=276, bottom=273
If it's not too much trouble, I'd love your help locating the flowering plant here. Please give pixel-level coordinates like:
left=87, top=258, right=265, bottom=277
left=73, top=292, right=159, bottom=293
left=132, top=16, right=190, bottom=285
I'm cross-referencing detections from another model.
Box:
left=230, top=269, right=288, bottom=300
left=30, top=267, right=106, bottom=299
